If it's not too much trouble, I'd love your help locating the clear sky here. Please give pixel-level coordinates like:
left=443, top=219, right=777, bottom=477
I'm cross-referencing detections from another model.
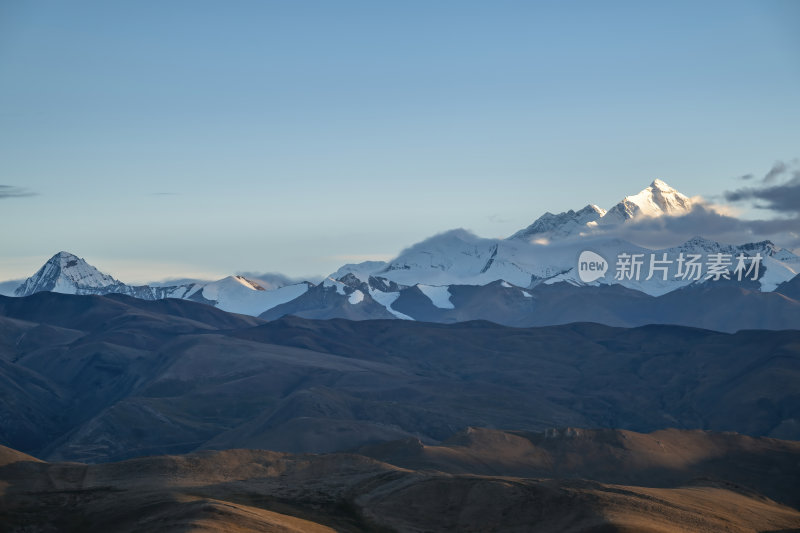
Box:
left=1, top=0, right=799, bottom=283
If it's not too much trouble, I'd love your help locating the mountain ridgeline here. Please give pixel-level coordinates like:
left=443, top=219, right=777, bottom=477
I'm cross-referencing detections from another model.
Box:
left=6, top=245, right=800, bottom=333
left=0, top=291, right=798, bottom=465
left=4, top=181, right=800, bottom=332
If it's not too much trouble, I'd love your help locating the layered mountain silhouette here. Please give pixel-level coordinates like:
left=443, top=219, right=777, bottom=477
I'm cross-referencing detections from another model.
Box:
left=263, top=275, right=800, bottom=332
left=1, top=291, right=798, bottom=464
left=2, top=269, right=800, bottom=531
left=5, top=248, right=800, bottom=332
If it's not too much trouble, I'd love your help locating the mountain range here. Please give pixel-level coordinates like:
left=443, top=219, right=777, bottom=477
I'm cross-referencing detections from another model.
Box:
left=1, top=290, right=799, bottom=531
left=3, top=180, right=799, bottom=331
left=1, top=291, right=798, bottom=464
left=2, top=263, right=799, bottom=530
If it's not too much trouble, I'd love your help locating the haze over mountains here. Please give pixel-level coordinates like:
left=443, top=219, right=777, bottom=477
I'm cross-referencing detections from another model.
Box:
left=3, top=180, right=799, bottom=332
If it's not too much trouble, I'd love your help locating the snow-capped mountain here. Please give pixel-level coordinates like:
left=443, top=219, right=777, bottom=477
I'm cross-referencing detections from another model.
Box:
left=12, top=252, right=190, bottom=299
left=184, top=275, right=310, bottom=316
left=601, top=178, right=693, bottom=224
left=325, top=179, right=797, bottom=296
left=10, top=252, right=310, bottom=317
left=5, top=180, right=799, bottom=325
left=15, top=251, right=123, bottom=297
left=510, top=179, right=694, bottom=242
left=332, top=233, right=798, bottom=298
left=540, top=236, right=798, bottom=294
left=510, top=204, right=606, bottom=242
left=376, top=229, right=500, bottom=286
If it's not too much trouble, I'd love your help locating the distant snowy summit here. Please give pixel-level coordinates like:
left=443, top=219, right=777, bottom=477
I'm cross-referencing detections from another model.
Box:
left=14, top=251, right=311, bottom=316
left=15, top=251, right=119, bottom=297
left=603, top=178, right=694, bottom=222
left=510, top=179, right=693, bottom=242
left=510, top=204, right=607, bottom=242
left=13, top=251, right=181, bottom=300
left=5, top=180, right=800, bottom=326
left=350, top=179, right=795, bottom=293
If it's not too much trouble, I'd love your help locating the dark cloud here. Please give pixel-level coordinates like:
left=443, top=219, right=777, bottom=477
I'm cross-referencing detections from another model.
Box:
left=725, top=174, right=800, bottom=215
left=0, top=185, right=36, bottom=199
left=763, top=161, right=788, bottom=183
left=744, top=215, right=800, bottom=236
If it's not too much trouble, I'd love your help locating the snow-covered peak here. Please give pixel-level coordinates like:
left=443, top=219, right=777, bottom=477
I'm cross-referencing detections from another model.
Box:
left=650, top=178, right=670, bottom=190
left=602, top=179, right=693, bottom=223
left=14, top=251, right=122, bottom=296
left=329, top=261, right=388, bottom=284
left=736, top=240, right=780, bottom=257
left=510, top=180, right=693, bottom=243
left=189, top=276, right=310, bottom=315
left=587, top=204, right=607, bottom=216
left=200, top=276, right=264, bottom=298
left=671, top=235, right=732, bottom=253
left=509, top=204, right=606, bottom=241
left=380, top=229, right=499, bottom=285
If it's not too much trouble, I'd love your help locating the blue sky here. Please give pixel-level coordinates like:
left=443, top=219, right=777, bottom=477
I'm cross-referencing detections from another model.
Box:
left=1, top=1, right=799, bottom=282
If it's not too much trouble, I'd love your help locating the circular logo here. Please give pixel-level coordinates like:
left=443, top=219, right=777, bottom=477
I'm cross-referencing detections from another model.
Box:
left=577, top=250, right=608, bottom=283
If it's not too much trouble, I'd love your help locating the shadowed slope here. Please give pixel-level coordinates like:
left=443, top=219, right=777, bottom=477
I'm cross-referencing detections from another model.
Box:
left=1, top=431, right=800, bottom=533
left=359, top=426, right=800, bottom=508
left=1, top=293, right=799, bottom=462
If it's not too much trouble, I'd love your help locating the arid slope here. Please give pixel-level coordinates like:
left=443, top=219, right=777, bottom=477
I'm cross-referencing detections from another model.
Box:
left=2, top=428, right=799, bottom=532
